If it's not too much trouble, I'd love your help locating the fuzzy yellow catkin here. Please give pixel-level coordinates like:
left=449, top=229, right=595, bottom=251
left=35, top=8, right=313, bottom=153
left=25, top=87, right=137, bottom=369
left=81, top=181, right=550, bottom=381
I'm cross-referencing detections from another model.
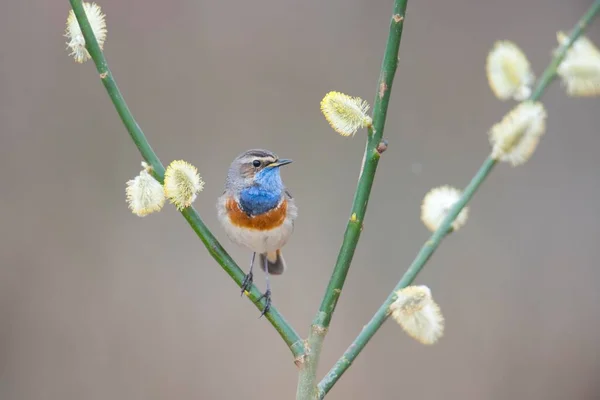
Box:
left=320, top=91, right=372, bottom=136
left=488, top=102, right=547, bottom=166
left=163, top=160, right=204, bottom=210
left=486, top=41, right=535, bottom=101
left=65, top=2, right=107, bottom=63
left=421, top=186, right=469, bottom=232
left=556, top=32, right=600, bottom=97
left=390, top=285, right=444, bottom=345
left=126, top=168, right=165, bottom=217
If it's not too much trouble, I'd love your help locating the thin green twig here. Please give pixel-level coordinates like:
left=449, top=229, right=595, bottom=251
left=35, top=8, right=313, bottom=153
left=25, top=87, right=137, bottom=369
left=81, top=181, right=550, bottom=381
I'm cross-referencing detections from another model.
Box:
left=317, top=1, right=600, bottom=397
left=317, top=3, right=407, bottom=329
left=68, top=0, right=305, bottom=360
left=296, top=1, right=408, bottom=398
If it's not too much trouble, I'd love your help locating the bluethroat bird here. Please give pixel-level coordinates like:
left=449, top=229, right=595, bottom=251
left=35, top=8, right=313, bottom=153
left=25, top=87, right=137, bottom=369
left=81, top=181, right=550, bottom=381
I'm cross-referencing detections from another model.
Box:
left=217, top=149, right=297, bottom=316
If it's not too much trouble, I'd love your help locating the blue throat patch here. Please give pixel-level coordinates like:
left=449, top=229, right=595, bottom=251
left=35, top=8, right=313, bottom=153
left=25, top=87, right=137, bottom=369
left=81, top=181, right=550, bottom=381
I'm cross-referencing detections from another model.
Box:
left=239, top=167, right=284, bottom=216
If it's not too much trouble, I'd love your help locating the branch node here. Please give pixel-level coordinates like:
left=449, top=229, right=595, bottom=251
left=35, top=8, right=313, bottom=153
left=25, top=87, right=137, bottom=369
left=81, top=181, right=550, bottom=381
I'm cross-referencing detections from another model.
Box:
left=379, top=81, right=388, bottom=99
left=376, top=139, right=388, bottom=154
left=294, top=353, right=308, bottom=368
left=392, top=14, right=404, bottom=23
left=312, top=324, right=328, bottom=336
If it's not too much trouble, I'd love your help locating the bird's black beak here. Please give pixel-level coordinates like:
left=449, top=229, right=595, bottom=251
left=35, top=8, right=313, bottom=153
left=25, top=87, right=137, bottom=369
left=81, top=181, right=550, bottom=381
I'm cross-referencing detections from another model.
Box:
left=268, top=159, right=293, bottom=168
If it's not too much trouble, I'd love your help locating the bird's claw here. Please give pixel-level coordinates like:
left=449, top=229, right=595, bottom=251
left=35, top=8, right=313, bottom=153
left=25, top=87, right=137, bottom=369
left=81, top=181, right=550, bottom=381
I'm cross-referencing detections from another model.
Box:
left=256, top=289, right=272, bottom=318
left=241, top=271, right=253, bottom=296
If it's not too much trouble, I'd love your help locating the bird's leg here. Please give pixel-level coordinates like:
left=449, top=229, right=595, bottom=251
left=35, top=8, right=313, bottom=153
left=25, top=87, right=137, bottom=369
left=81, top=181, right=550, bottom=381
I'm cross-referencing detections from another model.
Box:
left=241, top=252, right=256, bottom=296
left=257, top=254, right=272, bottom=317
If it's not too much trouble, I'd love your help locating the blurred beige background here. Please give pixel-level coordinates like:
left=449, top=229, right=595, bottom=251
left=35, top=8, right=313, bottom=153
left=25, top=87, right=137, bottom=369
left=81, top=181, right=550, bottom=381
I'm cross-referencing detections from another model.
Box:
left=1, top=0, right=600, bottom=399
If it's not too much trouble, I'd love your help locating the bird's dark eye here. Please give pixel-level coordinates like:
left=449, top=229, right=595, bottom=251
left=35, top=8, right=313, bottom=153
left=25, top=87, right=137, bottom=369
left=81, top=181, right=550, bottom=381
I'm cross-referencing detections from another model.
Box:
left=252, top=159, right=261, bottom=168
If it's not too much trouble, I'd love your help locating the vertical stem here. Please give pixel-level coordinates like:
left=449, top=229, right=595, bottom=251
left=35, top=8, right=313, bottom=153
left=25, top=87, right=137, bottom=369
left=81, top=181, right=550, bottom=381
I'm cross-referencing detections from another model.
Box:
left=317, top=1, right=408, bottom=329
left=295, top=313, right=327, bottom=399
left=296, top=1, right=409, bottom=398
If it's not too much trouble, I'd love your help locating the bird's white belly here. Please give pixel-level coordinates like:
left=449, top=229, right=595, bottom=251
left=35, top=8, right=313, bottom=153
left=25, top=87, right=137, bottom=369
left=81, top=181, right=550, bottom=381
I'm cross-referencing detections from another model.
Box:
left=222, top=218, right=294, bottom=254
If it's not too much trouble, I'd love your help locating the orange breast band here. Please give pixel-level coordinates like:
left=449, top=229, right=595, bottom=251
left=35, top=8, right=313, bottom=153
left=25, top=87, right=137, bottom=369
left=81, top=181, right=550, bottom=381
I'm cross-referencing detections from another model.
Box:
left=226, top=197, right=287, bottom=230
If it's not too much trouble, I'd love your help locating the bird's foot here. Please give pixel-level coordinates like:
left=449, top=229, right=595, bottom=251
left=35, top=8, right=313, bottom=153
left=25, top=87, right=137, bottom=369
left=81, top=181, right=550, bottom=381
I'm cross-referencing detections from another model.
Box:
left=240, top=271, right=253, bottom=296
left=256, top=289, right=271, bottom=318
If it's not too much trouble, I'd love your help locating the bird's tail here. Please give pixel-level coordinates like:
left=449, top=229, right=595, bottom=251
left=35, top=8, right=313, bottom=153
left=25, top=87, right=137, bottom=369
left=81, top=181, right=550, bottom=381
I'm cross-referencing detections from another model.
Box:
left=260, top=250, right=286, bottom=275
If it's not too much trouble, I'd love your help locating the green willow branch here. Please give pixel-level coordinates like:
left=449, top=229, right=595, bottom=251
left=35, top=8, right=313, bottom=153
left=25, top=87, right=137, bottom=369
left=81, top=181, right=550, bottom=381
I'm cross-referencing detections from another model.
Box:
left=297, top=1, right=408, bottom=398
left=68, top=0, right=305, bottom=360
left=317, top=1, right=600, bottom=397
left=317, top=3, right=407, bottom=329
